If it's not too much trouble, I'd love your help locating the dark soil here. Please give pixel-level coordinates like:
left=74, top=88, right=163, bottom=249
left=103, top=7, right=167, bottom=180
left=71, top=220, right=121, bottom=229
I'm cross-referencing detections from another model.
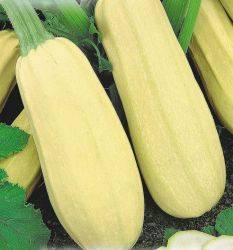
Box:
left=1, top=65, right=233, bottom=249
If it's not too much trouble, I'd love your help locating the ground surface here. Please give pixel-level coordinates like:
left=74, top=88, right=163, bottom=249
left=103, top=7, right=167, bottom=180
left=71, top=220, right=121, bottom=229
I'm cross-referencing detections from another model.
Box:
left=1, top=67, right=233, bottom=249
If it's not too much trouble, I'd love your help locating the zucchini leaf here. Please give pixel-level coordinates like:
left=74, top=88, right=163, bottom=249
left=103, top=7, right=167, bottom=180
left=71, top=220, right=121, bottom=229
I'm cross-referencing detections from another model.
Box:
left=163, top=0, right=201, bottom=53
left=0, top=169, right=50, bottom=249
left=163, top=227, right=180, bottom=245
left=43, top=10, right=77, bottom=43
left=53, top=0, right=90, bottom=39
left=201, top=226, right=216, bottom=236
left=215, top=207, right=233, bottom=236
left=178, top=0, right=201, bottom=52
left=0, top=123, right=29, bottom=160
left=0, top=121, right=50, bottom=248
left=163, top=0, right=189, bottom=36
left=0, top=5, right=8, bottom=27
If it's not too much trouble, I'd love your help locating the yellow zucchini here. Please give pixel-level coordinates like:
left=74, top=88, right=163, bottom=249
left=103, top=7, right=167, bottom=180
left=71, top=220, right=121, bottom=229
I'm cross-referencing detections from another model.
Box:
left=0, top=110, right=41, bottom=199
left=0, top=30, right=19, bottom=112
left=220, top=0, right=233, bottom=20
left=0, top=31, right=40, bottom=199
left=17, top=37, right=144, bottom=249
left=190, top=0, right=233, bottom=133
left=95, top=0, right=226, bottom=218
left=1, top=0, right=144, bottom=247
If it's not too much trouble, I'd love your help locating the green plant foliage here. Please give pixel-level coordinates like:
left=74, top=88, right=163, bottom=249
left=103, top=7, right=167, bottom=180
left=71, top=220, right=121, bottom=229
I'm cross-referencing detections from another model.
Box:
left=202, top=226, right=216, bottom=236
left=163, top=0, right=201, bottom=53
left=163, top=227, right=180, bottom=245
left=215, top=207, right=233, bottom=236
left=0, top=169, right=50, bottom=250
left=0, top=123, right=29, bottom=160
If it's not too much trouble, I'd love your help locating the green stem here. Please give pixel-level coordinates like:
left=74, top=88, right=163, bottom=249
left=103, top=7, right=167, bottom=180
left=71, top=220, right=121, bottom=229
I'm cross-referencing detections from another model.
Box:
left=53, top=0, right=90, bottom=38
left=1, top=0, right=53, bottom=56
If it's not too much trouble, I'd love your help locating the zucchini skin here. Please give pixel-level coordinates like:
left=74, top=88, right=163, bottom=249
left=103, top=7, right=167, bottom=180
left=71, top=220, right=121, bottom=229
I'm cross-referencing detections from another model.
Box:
left=0, top=30, right=19, bottom=111
left=190, top=0, right=233, bottom=134
left=220, top=0, right=233, bottom=20
left=16, top=37, right=144, bottom=249
left=0, top=31, right=40, bottom=199
left=95, top=0, right=226, bottom=218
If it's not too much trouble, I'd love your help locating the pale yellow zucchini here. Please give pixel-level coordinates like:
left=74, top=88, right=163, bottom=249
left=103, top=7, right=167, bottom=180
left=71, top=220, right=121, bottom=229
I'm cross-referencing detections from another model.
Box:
left=190, top=0, right=233, bottom=133
left=0, top=30, right=19, bottom=111
left=0, top=31, right=40, bottom=199
left=95, top=0, right=226, bottom=218
left=16, top=38, right=144, bottom=249
left=220, top=0, right=233, bottom=20
left=0, top=110, right=41, bottom=198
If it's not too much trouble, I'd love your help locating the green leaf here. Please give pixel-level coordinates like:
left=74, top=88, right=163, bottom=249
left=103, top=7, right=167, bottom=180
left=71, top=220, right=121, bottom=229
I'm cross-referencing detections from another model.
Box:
left=201, top=226, right=216, bottom=236
left=89, top=16, right=102, bottom=44
left=163, top=0, right=201, bottom=53
left=215, top=207, right=233, bottom=236
left=0, top=170, right=7, bottom=183
left=0, top=5, right=8, bottom=25
left=178, top=0, right=201, bottom=52
left=163, top=227, right=180, bottom=245
left=54, top=0, right=90, bottom=39
left=0, top=123, right=29, bottom=160
left=163, top=0, right=188, bottom=36
left=80, top=38, right=112, bottom=72
left=43, top=10, right=77, bottom=42
left=99, top=55, right=112, bottom=73
left=0, top=170, right=50, bottom=250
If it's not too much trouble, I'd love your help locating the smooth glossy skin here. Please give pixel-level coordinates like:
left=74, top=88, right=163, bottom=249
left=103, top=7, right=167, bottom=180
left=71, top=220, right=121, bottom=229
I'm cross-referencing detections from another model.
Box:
left=190, top=0, right=233, bottom=133
left=0, top=30, right=19, bottom=111
left=16, top=37, right=144, bottom=249
left=0, top=110, right=41, bottom=199
left=95, top=0, right=226, bottom=218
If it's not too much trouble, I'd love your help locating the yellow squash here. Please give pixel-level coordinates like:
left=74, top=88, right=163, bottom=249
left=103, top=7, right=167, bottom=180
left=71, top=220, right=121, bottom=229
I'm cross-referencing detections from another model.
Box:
left=16, top=38, right=144, bottom=249
left=220, top=0, right=233, bottom=20
left=0, top=30, right=19, bottom=111
left=95, top=0, right=226, bottom=218
left=0, top=31, right=40, bottom=199
left=190, top=0, right=233, bottom=133
left=0, top=110, right=41, bottom=199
